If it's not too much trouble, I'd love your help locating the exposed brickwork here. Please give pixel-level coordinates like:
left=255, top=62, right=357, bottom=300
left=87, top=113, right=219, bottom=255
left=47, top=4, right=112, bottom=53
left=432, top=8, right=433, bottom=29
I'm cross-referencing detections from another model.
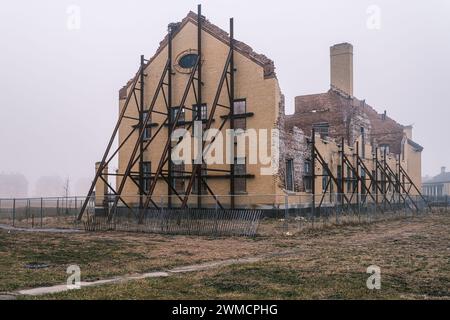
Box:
left=277, top=94, right=309, bottom=193
left=288, top=88, right=410, bottom=155
left=119, top=11, right=276, bottom=100
left=279, top=126, right=309, bottom=192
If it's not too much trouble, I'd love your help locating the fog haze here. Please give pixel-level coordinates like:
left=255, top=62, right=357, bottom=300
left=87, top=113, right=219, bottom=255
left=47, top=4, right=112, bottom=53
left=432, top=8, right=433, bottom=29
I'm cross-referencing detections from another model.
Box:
left=0, top=0, right=449, bottom=197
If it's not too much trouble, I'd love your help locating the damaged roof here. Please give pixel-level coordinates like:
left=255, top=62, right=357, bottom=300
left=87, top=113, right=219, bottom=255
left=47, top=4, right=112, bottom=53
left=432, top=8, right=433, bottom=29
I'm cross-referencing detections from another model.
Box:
left=120, top=11, right=276, bottom=99
left=288, top=88, right=423, bottom=155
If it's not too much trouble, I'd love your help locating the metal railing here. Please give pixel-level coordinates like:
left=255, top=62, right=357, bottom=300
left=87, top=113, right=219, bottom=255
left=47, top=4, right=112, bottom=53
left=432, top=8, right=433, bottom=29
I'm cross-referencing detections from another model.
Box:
left=0, top=193, right=438, bottom=236
left=0, top=196, right=93, bottom=230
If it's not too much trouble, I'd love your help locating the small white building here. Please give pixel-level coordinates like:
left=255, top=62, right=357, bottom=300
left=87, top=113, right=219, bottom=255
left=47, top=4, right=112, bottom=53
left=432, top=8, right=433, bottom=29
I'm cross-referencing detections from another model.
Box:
left=422, top=167, right=450, bottom=198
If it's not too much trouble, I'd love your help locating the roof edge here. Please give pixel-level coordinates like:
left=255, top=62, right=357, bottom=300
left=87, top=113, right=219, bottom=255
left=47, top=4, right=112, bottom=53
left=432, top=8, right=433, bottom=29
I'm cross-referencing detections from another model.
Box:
left=120, top=11, right=277, bottom=99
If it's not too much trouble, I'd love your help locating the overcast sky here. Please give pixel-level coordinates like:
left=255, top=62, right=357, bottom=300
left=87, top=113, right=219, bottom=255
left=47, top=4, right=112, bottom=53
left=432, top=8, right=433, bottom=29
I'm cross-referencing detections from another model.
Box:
left=0, top=0, right=449, bottom=196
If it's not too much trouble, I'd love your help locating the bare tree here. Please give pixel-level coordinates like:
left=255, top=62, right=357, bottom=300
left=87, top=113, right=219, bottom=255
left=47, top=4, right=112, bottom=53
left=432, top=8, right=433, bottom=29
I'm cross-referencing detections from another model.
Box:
left=63, top=177, right=70, bottom=198
left=63, top=177, right=71, bottom=214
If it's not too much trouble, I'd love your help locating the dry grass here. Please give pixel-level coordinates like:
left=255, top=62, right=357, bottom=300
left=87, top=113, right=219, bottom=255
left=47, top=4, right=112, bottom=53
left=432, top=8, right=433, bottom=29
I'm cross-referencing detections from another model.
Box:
left=1, top=212, right=449, bottom=299
left=0, top=227, right=273, bottom=292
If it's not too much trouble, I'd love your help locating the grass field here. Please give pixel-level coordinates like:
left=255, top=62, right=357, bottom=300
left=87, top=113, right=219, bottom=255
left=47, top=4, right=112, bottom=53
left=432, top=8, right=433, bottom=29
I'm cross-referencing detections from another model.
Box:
left=1, top=212, right=449, bottom=299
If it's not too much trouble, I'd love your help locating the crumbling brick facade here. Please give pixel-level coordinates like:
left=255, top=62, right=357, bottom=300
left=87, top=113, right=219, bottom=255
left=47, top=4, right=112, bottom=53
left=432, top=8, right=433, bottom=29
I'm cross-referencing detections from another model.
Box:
left=288, top=88, right=408, bottom=155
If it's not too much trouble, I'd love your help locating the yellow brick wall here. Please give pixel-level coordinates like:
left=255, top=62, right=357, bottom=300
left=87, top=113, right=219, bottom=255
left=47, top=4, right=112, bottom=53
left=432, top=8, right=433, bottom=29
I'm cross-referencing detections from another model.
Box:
left=116, top=20, right=282, bottom=207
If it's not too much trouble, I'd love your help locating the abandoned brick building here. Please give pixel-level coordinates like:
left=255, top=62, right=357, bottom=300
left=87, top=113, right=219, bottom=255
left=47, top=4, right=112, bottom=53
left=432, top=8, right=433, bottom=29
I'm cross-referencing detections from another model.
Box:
left=280, top=43, right=423, bottom=200
left=85, top=8, right=424, bottom=214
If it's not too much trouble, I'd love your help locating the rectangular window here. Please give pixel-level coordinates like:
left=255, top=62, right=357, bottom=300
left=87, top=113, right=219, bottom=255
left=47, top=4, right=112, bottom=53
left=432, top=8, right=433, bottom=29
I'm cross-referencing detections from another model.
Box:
left=361, top=169, right=366, bottom=195
left=372, top=170, right=376, bottom=193
left=313, top=122, right=329, bottom=139
left=322, top=168, right=328, bottom=193
left=286, top=159, right=294, bottom=191
left=379, top=144, right=390, bottom=155
left=380, top=172, right=386, bottom=193
left=233, top=99, right=246, bottom=131
left=192, top=103, right=207, bottom=121
left=142, top=161, right=151, bottom=193
left=233, top=99, right=246, bottom=115
left=303, top=160, right=312, bottom=192
left=142, top=111, right=152, bottom=140
left=361, top=169, right=367, bottom=202
left=172, top=163, right=185, bottom=194
left=337, top=165, right=342, bottom=191
left=192, top=163, right=207, bottom=194
left=234, top=157, right=247, bottom=193
left=352, top=170, right=357, bottom=192
left=170, top=107, right=185, bottom=124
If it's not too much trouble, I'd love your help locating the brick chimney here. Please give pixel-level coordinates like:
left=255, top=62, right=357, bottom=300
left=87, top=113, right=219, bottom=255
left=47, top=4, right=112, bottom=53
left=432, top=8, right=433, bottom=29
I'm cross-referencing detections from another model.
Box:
left=441, top=166, right=446, bottom=174
left=403, top=125, right=413, bottom=140
left=330, top=43, right=353, bottom=96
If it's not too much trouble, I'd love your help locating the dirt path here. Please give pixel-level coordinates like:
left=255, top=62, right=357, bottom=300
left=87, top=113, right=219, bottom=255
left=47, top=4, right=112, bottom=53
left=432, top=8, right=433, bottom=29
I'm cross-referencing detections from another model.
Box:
left=0, top=224, right=82, bottom=234
left=15, top=257, right=263, bottom=297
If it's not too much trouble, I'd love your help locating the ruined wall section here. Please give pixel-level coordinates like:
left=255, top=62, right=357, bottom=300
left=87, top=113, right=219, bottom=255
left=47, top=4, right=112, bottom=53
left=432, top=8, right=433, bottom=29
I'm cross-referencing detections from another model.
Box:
left=277, top=95, right=309, bottom=193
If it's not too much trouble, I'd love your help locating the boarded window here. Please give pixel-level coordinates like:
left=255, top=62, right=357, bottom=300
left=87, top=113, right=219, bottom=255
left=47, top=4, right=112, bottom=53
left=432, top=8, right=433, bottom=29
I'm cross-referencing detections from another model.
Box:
left=142, top=162, right=151, bottom=193
left=303, top=160, right=312, bottom=192
left=172, top=163, right=185, bottom=194
left=322, top=168, right=328, bottom=193
left=192, top=163, right=207, bottom=194
left=234, top=157, right=247, bottom=193
left=286, top=159, right=294, bottom=191
left=142, top=111, right=152, bottom=140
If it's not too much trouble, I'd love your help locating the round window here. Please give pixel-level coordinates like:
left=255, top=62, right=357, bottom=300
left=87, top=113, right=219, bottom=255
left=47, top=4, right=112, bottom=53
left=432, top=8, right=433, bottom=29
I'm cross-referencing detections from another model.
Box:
left=178, top=53, right=198, bottom=69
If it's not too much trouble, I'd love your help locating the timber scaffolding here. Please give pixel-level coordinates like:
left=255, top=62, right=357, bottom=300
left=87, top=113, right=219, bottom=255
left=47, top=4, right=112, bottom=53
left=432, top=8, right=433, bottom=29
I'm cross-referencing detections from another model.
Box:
left=309, top=128, right=430, bottom=216
left=76, top=5, right=430, bottom=235
left=78, top=5, right=248, bottom=228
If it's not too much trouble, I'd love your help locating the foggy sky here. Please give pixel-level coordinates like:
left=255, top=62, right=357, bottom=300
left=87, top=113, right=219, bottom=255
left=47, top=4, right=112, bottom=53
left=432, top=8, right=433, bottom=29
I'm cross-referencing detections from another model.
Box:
left=0, top=0, right=449, bottom=196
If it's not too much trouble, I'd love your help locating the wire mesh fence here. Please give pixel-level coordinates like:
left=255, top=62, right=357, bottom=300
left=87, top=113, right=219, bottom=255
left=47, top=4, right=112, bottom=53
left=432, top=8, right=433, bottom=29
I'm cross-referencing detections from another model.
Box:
left=262, top=193, right=432, bottom=236
left=0, top=193, right=440, bottom=237
left=85, top=208, right=261, bottom=237
left=0, top=197, right=91, bottom=230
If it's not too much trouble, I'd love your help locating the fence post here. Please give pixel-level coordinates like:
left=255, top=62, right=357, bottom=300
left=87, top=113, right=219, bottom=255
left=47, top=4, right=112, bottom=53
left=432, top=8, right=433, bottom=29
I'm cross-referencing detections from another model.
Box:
left=335, top=193, right=339, bottom=225
left=40, top=198, right=43, bottom=228
left=214, top=196, right=219, bottom=236
left=160, top=196, right=164, bottom=232
left=404, top=198, right=407, bottom=217
left=12, top=198, right=16, bottom=227
left=30, top=199, right=34, bottom=228
left=358, top=197, right=361, bottom=223
left=284, top=194, right=289, bottom=233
